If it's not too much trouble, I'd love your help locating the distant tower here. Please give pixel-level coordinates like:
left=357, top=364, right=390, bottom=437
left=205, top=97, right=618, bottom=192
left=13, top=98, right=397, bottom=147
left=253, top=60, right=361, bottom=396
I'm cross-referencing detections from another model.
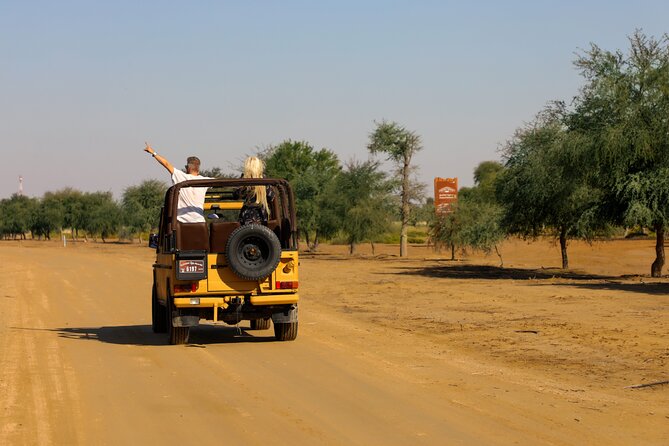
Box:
left=18, top=175, right=24, bottom=196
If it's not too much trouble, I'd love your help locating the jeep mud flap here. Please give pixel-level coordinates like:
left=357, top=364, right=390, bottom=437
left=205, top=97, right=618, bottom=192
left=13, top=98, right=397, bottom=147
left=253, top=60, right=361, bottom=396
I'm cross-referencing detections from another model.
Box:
left=172, top=313, right=200, bottom=327
left=271, top=305, right=298, bottom=324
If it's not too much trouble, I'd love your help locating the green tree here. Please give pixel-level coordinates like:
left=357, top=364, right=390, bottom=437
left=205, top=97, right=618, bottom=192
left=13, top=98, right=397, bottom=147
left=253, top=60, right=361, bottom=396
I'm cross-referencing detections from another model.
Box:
left=570, top=30, right=669, bottom=276
left=431, top=162, right=505, bottom=264
left=263, top=140, right=341, bottom=249
left=122, top=180, right=166, bottom=241
left=0, top=199, right=8, bottom=238
left=412, top=197, right=435, bottom=225
left=332, top=160, right=394, bottom=254
left=472, top=161, right=504, bottom=202
left=496, top=110, right=603, bottom=269
left=80, top=192, right=121, bottom=242
left=200, top=166, right=236, bottom=179
left=0, top=194, right=36, bottom=239
left=429, top=209, right=459, bottom=259
left=460, top=200, right=505, bottom=263
left=368, top=120, right=423, bottom=257
left=431, top=202, right=505, bottom=264
left=30, top=192, right=66, bottom=240
left=48, top=188, right=85, bottom=239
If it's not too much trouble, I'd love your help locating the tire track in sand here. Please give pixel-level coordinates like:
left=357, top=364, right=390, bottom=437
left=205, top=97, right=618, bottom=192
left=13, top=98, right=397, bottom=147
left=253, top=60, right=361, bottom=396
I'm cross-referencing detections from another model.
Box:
left=0, top=251, right=86, bottom=445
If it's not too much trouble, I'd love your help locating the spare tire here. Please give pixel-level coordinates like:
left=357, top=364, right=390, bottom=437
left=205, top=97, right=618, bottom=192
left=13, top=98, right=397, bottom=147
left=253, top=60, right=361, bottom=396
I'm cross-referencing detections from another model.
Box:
left=225, top=224, right=281, bottom=280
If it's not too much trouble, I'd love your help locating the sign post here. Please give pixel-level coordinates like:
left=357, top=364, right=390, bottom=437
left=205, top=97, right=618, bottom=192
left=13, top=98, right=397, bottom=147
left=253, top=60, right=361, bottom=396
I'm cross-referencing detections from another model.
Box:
left=434, top=177, right=458, bottom=215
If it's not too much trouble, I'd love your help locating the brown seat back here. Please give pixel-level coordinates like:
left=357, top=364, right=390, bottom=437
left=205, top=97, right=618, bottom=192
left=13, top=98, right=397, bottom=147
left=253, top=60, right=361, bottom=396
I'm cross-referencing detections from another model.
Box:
left=209, top=221, right=240, bottom=253
left=267, top=218, right=280, bottom=239
left=280, top=218, right=292, bottom=248
left=176, top=222, right=209, bottom=251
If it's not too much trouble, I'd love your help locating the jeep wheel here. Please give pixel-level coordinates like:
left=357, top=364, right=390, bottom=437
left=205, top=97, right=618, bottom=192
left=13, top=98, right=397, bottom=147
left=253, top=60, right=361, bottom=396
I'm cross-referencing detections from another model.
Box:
left=274, top=322, right=298, bottom=341
left=225, top=224, right=281, bottom=281
left=167, top=294, right=189, bottom=345
left=151, top=285, right=167, bottom=333
left=250, top=318, right=271, bottom=330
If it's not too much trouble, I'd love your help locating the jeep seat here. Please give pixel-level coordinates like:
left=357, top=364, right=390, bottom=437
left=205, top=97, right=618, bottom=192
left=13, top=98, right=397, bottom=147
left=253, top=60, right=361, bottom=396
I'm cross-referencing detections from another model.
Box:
left=176, top=222, right=209, bottom=251
left=209, top=221, right=240, bottom=253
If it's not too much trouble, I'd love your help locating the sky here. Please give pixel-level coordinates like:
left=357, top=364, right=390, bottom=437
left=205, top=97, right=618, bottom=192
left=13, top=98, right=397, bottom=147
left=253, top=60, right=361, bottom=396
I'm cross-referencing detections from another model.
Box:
left=1, top=1, right=668, bottom=199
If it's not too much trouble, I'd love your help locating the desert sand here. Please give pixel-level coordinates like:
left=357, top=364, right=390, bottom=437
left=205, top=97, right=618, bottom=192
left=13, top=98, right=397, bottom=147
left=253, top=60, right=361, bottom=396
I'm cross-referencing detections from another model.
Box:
left=0, top=238, right=666, bottom=445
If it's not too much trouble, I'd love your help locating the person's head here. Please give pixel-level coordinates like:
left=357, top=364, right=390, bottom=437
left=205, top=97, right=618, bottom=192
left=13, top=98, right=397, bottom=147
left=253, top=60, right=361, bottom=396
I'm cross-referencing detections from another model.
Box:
left=243, top=156, right=270, bottom=217
left=243, top=156, right=264, bottom=179
left=185, top=156, right=201, bottom=175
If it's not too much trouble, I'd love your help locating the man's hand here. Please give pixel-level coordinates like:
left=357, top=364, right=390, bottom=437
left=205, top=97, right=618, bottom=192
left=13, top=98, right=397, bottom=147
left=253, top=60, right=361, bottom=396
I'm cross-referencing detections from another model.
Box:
left=145, top=142, right=174, bottom=174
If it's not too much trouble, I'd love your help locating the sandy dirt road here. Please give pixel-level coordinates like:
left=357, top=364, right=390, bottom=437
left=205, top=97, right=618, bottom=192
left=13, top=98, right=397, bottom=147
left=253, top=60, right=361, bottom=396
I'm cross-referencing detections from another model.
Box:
left=0, top=239, right=666, bottom=445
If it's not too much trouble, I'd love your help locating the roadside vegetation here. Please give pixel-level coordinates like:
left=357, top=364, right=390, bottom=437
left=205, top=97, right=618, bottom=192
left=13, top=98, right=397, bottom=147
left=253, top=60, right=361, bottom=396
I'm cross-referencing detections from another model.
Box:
left=432, top=31, right=669, bottom=277
left=1, top=32, right=667, bottom=275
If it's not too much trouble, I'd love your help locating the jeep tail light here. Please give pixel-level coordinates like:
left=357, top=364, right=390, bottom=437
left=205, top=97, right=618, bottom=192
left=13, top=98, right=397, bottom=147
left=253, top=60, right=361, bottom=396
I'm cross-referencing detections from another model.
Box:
left=175, top=282, right=199, bottom=293
left=275, top=281, right=298, bottom=289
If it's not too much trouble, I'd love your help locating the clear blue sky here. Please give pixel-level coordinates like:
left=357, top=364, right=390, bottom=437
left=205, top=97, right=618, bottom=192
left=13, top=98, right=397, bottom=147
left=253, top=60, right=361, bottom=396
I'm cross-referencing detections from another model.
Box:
left=1, top=1, right=667, bottom=199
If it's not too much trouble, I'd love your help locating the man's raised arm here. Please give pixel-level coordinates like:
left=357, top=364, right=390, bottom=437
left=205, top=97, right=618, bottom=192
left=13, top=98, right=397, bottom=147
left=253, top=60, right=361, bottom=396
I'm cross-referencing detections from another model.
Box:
left=144, top=142, right=174, bottom=174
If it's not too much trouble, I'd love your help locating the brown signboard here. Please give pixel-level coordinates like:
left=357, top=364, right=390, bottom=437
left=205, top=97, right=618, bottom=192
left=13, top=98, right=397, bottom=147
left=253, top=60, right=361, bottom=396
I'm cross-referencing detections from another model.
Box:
left=434, top=177, right=458, bottom=215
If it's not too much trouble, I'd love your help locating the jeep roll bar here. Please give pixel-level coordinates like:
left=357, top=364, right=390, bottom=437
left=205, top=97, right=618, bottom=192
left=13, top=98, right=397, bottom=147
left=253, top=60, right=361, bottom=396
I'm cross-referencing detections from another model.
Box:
left=164, top=178, right=298, bottom=250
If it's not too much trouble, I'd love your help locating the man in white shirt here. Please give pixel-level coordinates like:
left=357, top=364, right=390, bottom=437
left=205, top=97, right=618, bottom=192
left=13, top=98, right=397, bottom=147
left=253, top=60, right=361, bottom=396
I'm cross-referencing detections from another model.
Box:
left=144, top=142, right=211, bottom=223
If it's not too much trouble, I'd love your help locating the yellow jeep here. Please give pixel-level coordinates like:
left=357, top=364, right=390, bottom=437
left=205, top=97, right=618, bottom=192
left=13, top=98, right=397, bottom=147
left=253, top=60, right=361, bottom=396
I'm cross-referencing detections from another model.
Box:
left=150, top=178, right=299, bottom=344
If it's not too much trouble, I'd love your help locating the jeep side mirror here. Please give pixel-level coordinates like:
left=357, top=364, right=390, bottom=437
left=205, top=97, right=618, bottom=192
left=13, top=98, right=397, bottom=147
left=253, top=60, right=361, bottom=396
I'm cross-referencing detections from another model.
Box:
left=148, top=233, right=159, bottom=249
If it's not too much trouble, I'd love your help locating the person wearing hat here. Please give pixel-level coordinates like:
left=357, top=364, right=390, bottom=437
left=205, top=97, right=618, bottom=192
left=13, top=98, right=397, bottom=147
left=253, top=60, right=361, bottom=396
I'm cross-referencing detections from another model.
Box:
left=144, top=142, right=211, bottom=223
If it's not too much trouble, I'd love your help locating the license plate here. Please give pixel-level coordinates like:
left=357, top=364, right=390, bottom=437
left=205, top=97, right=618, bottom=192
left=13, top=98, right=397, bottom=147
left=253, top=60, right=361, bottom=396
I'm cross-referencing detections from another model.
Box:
left=179, top=260, right=205, bottom=274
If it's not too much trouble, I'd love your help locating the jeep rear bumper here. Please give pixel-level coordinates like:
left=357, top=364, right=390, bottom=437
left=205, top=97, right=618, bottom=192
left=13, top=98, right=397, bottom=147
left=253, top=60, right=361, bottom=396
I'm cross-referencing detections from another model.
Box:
left=173, top=293, right=299, bottom=308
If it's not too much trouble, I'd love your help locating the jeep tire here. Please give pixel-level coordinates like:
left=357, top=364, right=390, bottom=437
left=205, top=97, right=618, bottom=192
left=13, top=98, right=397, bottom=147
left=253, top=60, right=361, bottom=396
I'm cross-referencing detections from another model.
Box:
left=274, top=322, right=298, bottom=341
left=225, top=224, right=281, bottom=281
left=250, top=318, right=271, bottom=330
left=152, top=284, right=167, bottom=333
left=167, top=294, right=189, bottom=345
